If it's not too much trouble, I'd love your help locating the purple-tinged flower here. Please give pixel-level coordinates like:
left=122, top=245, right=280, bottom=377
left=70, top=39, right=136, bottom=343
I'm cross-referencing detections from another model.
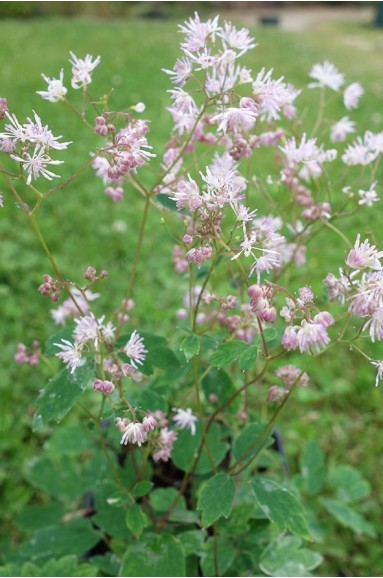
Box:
left=252, top=68, right=294, bottom=121
left=69, top=51, right=101, bottom=89
left=371, top=360, right=383, bottom=387
left=217, top=20, right=256, bottom=57
left=365, top=309, right=383, bottom=342
left=342, top=134, right=378, bottom=166
left=0, top=97, right=8, bottom=119
left=346, top=235, right=383, bottom=270
left=11, top=145, right=63, bottom=185
left=211, top=107, right=257, bottom=134
left=308, top=61, right=344, bottom=91
left=358, top=181, right=379, bottom=207
left=153, top=427, right=178, bottom=462
left=344, top=82, right=364, bottom=110
left=142, top=415, right=157, bottom=433
left=179, top=12, right=220, bottom=54
left=93, top=379, right=115, bottom=395
left=123, top=330, right=147, bottom=369
left=297, top=286, right=314, bottom=305
left=297, top=320, right=330, bottom=353
left=313, top=311, right=335, bottom=328
left=281, top=325, right=300, bottom=351
left=330, top=116, right=355, bottom=142
left=172, top=407, right=198, bottom=435
left=37, top=69, right=67, bottom=103
left=54, top=339, right=85, bottom=374
left=73, top=314, right=100, bottom=347
left=163, top=57, right=193, bottom=87
left=267, top=385, right=281, bottom=403
left=120, top=422, right=147, bottom=446
left=275, top=365, right=309, bottom=388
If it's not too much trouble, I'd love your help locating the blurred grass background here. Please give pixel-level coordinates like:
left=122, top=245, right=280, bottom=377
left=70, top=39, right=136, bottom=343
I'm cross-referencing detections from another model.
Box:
left=1, top=2, right=383, bottom=574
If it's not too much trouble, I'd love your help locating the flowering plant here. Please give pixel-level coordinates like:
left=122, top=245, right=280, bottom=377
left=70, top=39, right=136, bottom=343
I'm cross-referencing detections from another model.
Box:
left=0, top=13, right=381, bottom=577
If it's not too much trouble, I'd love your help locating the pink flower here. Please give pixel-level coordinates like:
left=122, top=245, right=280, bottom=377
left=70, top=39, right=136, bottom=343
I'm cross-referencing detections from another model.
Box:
left=313, top=311, right=335, bottom=328
left=11, top=145, right=63, bottom=185
left=343, top=82, right=364, bottom=110
left=297, top=320, right=330, bottom=353
left=93, top=379, right=115, bottom=395
left=358, top=181, right=379, bottom=207
left=281, top=326, right=299, bottom=351
left=346, top=235, right=383, bottom=270
left=275, top=365, right=309, bottom=388
left=211, top=107, right=257, bottom=133
left=54, top=339, right=85, bottom=374
left=153, top=427, right=178, bottom=462
left=142, top=415, right=157, bottom=433
left=123, top=330, right=147, bottom=368
left=120, top=422, right=147, bottom=446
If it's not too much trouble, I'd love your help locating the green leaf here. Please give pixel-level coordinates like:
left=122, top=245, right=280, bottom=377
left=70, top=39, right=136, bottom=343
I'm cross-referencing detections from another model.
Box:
left=126, top=503, right=150, bottom=538
left=252, top=478, right=311, bottom=540
left=202, top=368, right=240, bottom=412
left=119, top=533, right=185, bottom=577
left=44, top=325, right=75, bottom=356
left=8, top=519, right=101, bottom=563
left=239, top=345, right=258, bottom=371
left=210, top=340, right=249, bottom=368
left=320, top=498, right=376, bottom=537
left=45, top=423, right=94, bottom=456
left=90, top=553, right=121, bottom=577
left=33, top=359, right=94, bottom=430
left=132, top=480, right=153, bottom=498
left=328, top=465, right=371, bottom=503
left=260, top=535, right=323, bottom=577
left=180, top=334, right=200, bottom=362
left=178, top=530, right=205, bottom=557
left=14, top=503, right=66, bottom=532
left=300, top=440, right=325, bottom=495
left=92, top=480, right=131, bottom=540
left=0, top=557, right=97, bottom=578
left=172, top=422, right=228, bottom=474
left=156, top=193, right=178, bottom=211
left=233, top=422, right=273, bottom=464
left=200, top=536, right=235, bottom=577
left=24, top=455, right=83, bottom=503
left=197, top=473, right=236, bottom=527
left=148, top=488, right=197, bottom=523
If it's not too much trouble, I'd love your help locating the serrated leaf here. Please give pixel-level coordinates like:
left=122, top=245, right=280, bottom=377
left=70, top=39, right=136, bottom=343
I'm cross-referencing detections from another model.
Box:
left=300, top=440, right=325, bottom=495
left=320, top=498, right=376, bottom=537
left=210, top=340, right=249, bottom=368
left=233, top=422, right=273, bottom=464
left=328, top=465, right=371, bottom=503
left=180, top=334, right=200, bottom=362
left=252, top=478, right=311, bottom=540
left=198, top=473, right=236, bottom=527
left=239, top=345, right=258, bottom=371
left=126, top=503, right=149, bottom=538
left=33, top=359, right=94, bottom=430
left=172, top=422, right=228, bottom=474
left=119, top=533, right=185, bottom=577
left=132, top=480, right=153, bottom=498
left=260, top=535, right=323, bottom=577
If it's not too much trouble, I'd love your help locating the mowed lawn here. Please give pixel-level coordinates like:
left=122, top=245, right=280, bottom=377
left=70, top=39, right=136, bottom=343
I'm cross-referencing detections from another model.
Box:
left=1, top=12, right=383, bottom=575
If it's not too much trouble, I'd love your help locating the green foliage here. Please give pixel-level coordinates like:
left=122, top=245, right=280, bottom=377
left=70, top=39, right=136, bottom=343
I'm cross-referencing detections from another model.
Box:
left=328, top=464, right=371, bottom=503
left=200, top=536, right=236, bottom=577
left=172, top=422, right=228, bottom=474
left=260, top=536, right=323, bottom=577
left=0, top=556, right=97, bottom=577
left=33, top=359, right=94, bottom=430
left=252, top=478, right=311, bottom=539
left=210, top=340, right=249, bottom=368
left=180, top=334, right=200, bottom=362
left=320, top=498, right=376, bottom=537
left=232, top=422, right=274, bottom=464
left=126, top=503, right=150, bottom=538
left=300, top=439, right=325, bottom=495
left=119, top=533, right=186, bottom=577
left=197, top=472, right=236, bottom=527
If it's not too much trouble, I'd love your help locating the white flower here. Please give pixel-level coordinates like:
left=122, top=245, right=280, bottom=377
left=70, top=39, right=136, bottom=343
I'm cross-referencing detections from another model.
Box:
left=120, top=422, right=147, bottom=446
left=211, top=107, right=257, bottom=134
left=346, top=235, right=383, bottom=270
left=69, top=51, right=101, bottom=89
left=10, top=145, right=63, bottom=185
left=123, top=330, right=147, bottom=368
left=73, top=314, right=101, bottom=347
left=54, top=339, right=85, bottom=374
left=358, top=181, right=379, bottom=207
left=133, top=102, right=145, bottom=113
left=37, top=69, right=67, bottom=103
left=344, top=82, right=364, bottom=110
left=330, top=116, right=355, bottom=142
left=172, top=407, right=198, bottom=435
left=371, top=360, right=383, bottom=386
left=217, top=20, right=256, bottom=57
left=308, top=61, right=344, bottom=91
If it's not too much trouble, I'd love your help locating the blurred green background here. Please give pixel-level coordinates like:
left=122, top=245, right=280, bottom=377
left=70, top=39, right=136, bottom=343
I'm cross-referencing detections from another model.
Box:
left=1, top=1, right=383, bottom=575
